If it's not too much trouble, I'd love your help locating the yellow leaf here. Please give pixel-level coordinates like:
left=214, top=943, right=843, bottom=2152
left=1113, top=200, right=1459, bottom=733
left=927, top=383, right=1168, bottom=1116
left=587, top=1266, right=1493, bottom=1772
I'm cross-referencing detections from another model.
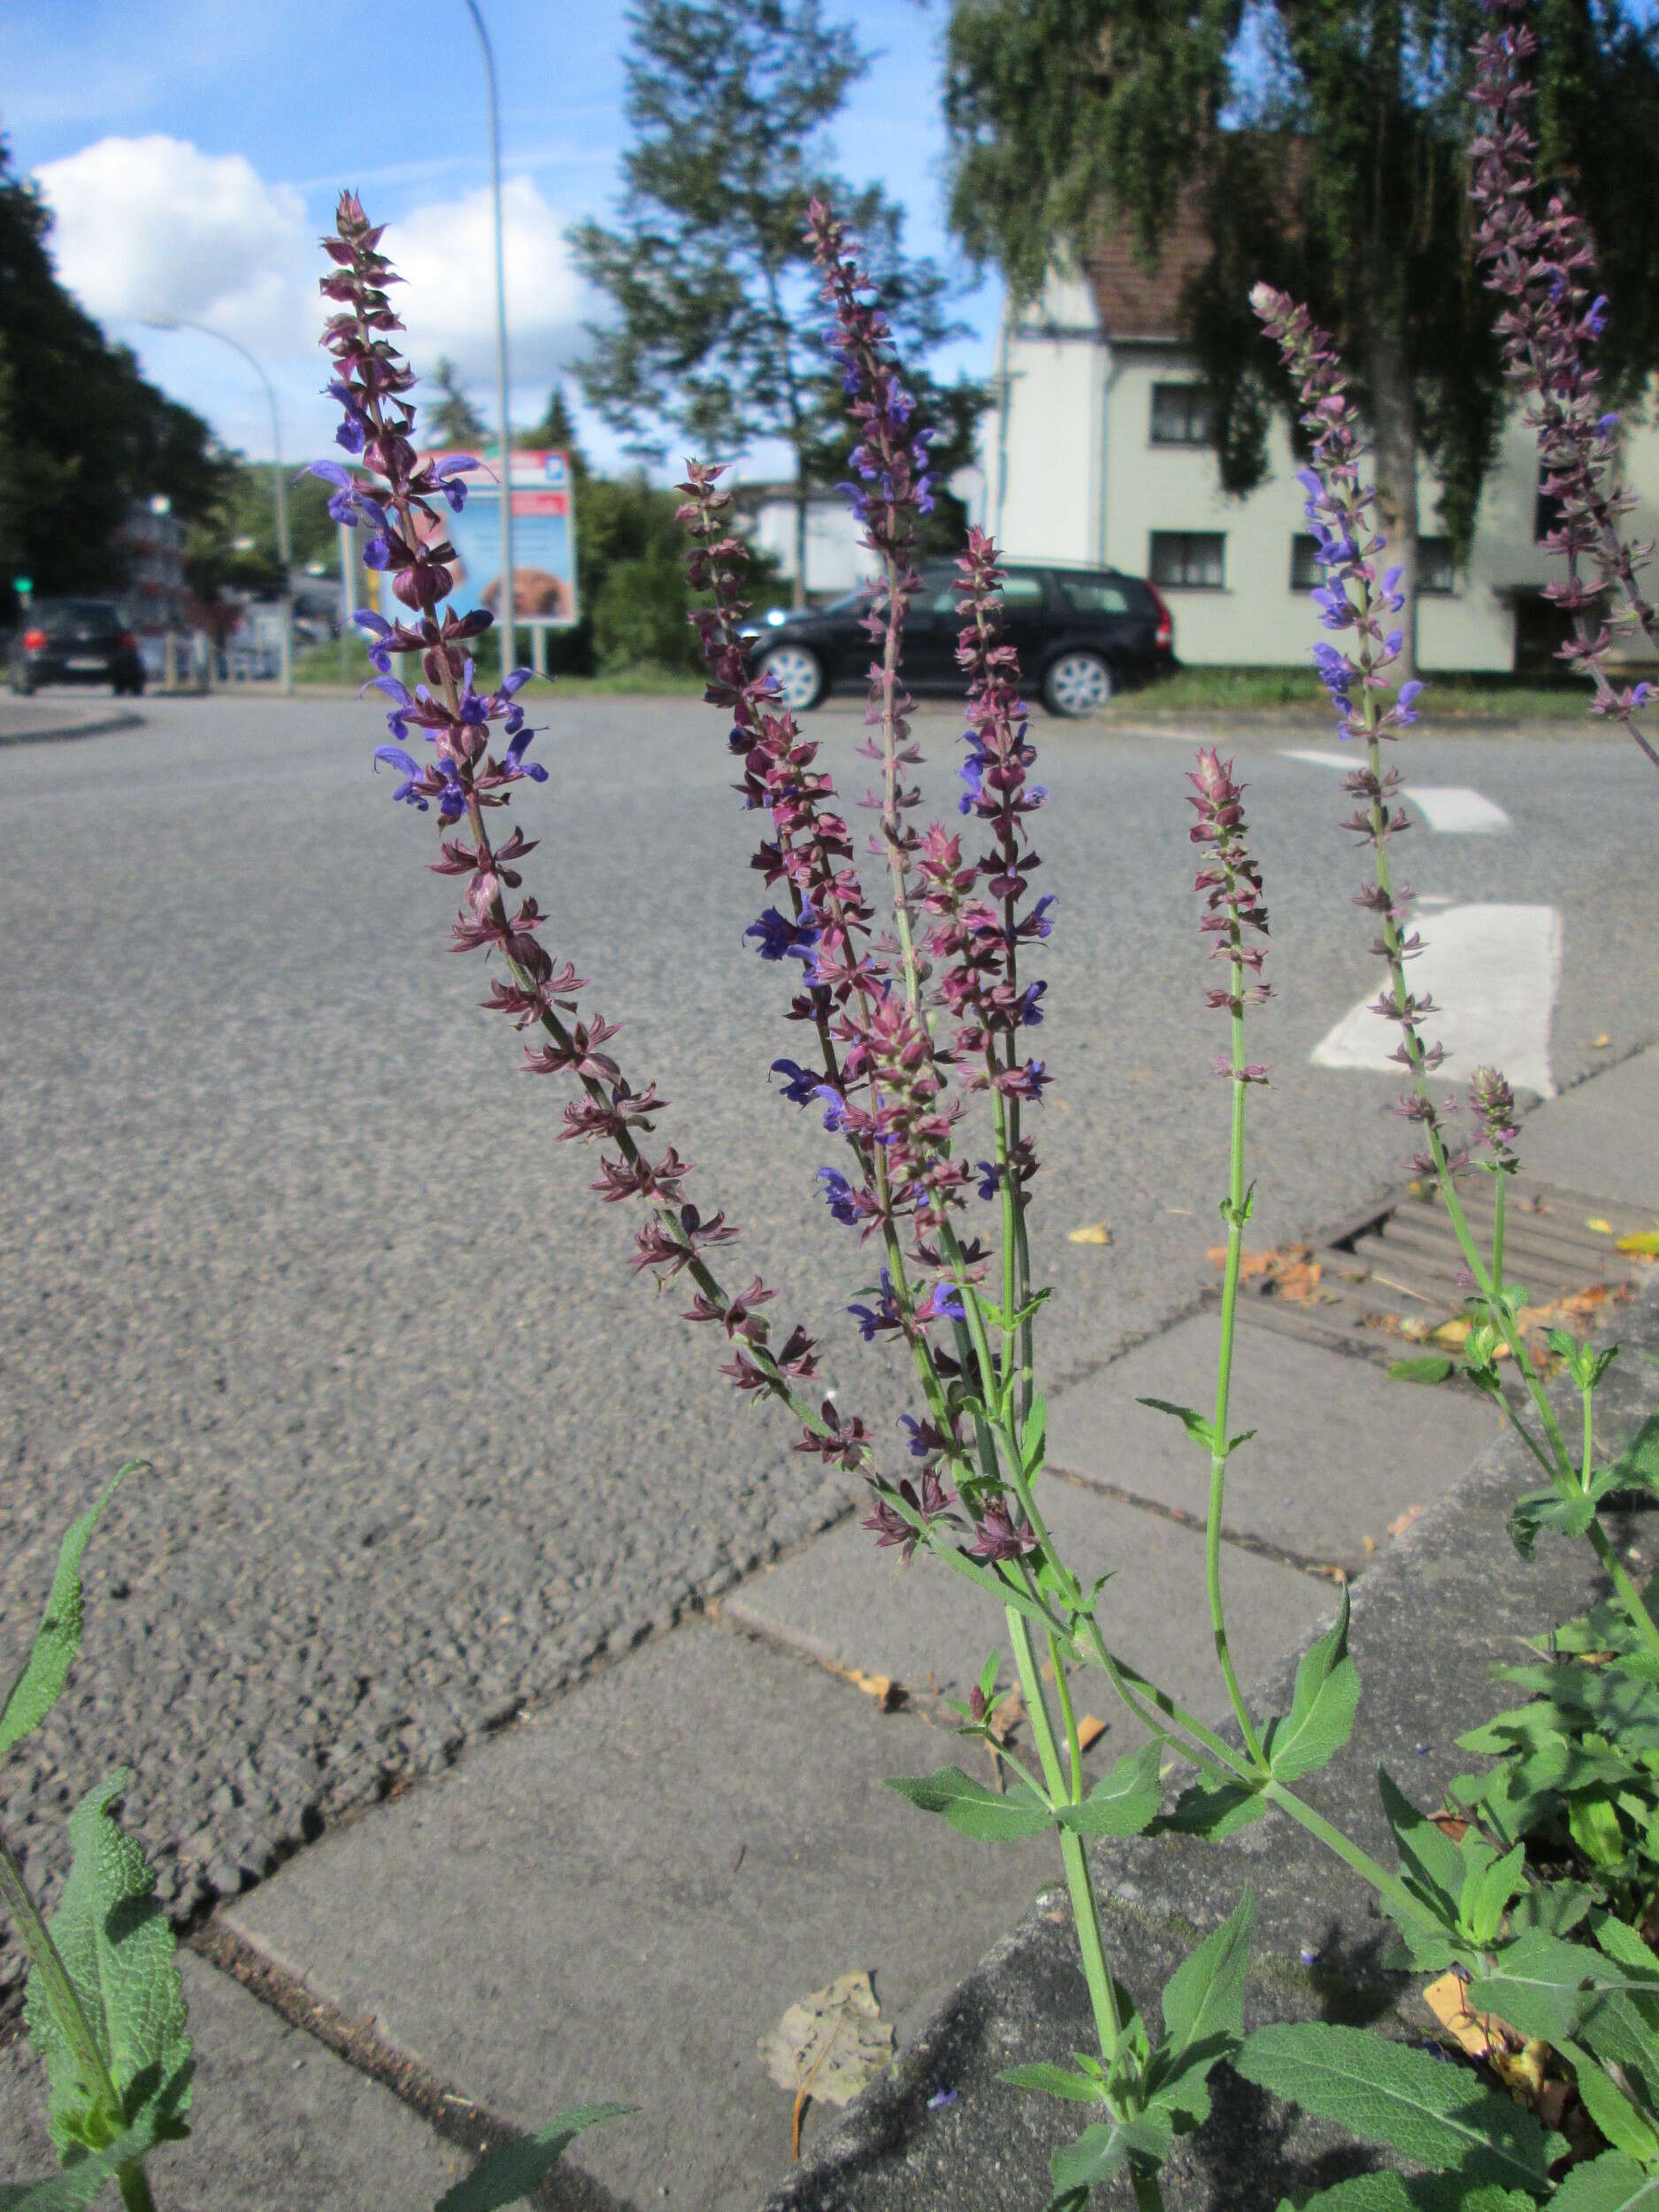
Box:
left=1431, top=1317, right=1471, bottom=1348
left=1423, top=1970, right=1514, bottom=2062
left=1592, top=1033, right=1612, bottom=1048
left=1077, top=1715, right=1108, bottom=1752
left=1387, top=1506, right=1425, bottom=1540
left=1068, top=1221, right=1112, bottom=1246
left=1617, top=1232, right=1659, bottom=1255
left=1586, top=1217, right=1614, bottom=1234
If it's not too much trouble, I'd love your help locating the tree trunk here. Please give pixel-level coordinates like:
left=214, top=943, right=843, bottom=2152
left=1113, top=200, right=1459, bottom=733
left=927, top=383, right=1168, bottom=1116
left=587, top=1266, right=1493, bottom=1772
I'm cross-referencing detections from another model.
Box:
left=1367, top=298, right=1419, bottom=683
left=792, top=456, right=809, bottom=611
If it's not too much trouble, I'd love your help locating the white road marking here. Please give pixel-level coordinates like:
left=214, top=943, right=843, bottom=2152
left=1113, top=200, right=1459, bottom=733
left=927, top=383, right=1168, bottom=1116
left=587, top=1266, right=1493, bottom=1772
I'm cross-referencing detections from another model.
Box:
left=1311, top=902, right=1562, bottom=1096
left=1407, top=786, right=1511, bottom=834
left=1279, top=750, right=1511, bottom=833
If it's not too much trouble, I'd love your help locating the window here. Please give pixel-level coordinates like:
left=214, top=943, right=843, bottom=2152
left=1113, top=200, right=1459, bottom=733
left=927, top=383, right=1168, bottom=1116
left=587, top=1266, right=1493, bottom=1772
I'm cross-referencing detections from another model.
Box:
left=1150, top=384, right=1215, bottom=447
left=1533, top=475, right=1564, bottom=545
left=1149, top=532, right=1225, bottom=590
left=1418, top=537, right=1455, bottom=595
left=925, top=571, right=1046, bottom=618
left=1289, top=534, right=1325, bottom=591
left=1057, top=575, right=1131, bottom=617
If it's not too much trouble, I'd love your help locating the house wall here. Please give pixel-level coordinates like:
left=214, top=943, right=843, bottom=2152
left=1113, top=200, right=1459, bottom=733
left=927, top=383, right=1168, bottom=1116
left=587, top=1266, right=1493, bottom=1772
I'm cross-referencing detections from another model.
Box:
left=994, top=317, right=1659, bottom=673
left=738, top=493, right=869, bottom=597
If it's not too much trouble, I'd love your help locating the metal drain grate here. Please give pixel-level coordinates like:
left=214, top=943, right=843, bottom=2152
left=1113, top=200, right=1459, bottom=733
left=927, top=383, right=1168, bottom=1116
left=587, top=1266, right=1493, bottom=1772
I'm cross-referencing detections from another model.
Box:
left=1232, top=1174, right=1655, bottom=1377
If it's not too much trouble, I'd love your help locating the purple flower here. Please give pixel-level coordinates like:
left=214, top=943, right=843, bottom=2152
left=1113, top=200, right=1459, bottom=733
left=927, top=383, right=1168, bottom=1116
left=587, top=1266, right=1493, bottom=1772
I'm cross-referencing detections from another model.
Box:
left=818, top=1166, right=862, bottom=1225
left=746, top=905, right=818, bottom=964
left=769, top=1058, right=820, bottom=1107
left=968, top=1500, right=1039, bottom=1562
left=503, top=726, right=548, bottom=784
left=373, top=743, right=427, bottom=809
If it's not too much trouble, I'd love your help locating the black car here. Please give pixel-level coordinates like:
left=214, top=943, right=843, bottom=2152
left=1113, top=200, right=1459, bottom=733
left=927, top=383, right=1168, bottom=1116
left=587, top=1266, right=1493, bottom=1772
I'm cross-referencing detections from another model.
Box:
left=744, top=561, right=1172, bottom=716
left=7, top=599, right=146, bottom=697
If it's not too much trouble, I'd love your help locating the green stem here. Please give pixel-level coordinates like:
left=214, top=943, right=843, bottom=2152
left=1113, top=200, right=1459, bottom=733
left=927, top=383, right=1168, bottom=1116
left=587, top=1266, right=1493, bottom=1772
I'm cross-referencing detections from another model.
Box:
left=1007, top=1606, right=1126, bottom=2069
left=0, top=1841, right=112, bottom=2108
left=1132, top=2168, right=1168, bottom=2212
left=119, top=2168, right=158, bottom=2212
left=1048, top=1632, right=1087, bottom=1801
left=1491, top=1171, right=1507, bottom=1294
left=1208, top=972, right=1267, bottom=1770
left=1263, top=1780, right=1453, bottom=1947
left=1582, top=1373, right=1596, bottom=1488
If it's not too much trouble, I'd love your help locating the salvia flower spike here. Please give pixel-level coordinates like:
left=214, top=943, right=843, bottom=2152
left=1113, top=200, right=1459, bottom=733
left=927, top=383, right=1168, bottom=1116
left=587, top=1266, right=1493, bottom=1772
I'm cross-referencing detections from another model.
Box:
left=315, top=192, right=849, bottom=1463
left=1468, top=0, right=1659, bottom=771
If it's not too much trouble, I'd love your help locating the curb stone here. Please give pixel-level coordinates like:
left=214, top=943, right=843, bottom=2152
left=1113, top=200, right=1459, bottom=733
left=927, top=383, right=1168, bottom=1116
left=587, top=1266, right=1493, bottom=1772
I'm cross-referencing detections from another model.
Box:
left=762, top=1282, right=1659, bottom=2212
left=0, top=703, right=144, bottom=745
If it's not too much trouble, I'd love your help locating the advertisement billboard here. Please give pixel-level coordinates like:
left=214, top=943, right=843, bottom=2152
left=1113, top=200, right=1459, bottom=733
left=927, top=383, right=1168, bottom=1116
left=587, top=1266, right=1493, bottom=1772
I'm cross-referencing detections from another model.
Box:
left=380, top=449, right=579, bottom=629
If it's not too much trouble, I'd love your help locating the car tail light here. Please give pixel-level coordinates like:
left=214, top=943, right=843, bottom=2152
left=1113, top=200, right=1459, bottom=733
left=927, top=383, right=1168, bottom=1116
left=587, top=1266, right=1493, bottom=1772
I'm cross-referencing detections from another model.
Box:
left=119, top=631, right=137, bottom=651
left=1147, top=585, right=1173, bottom=651
left=21, top=628, right=45, bottom=650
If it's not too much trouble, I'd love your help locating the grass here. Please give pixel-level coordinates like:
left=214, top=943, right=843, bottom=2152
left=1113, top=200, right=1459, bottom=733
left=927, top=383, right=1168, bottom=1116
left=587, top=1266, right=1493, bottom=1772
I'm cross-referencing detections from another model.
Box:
left=291, top=635, right=705, bottom=698
left=1112, top=663, right=1602, bottom=722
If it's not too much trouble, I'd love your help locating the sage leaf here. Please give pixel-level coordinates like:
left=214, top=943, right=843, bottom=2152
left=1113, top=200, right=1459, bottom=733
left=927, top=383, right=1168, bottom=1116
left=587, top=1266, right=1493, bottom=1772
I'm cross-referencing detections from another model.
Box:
left=1156, top=1778, right=1267, bottom=1840
left=998, top=2061, right=1107, bottom=2102
left=1136, top=1397, right=1217, bottom=1452
left=433, top=2105, right=633, bottom=2212
left=1056, top=1742, right=1162, bottom=1839
left=883, top=1767, right=1053, bottom=1842
left=1264, top=1586, right=1360, bottom=1784
left=0, top=1470, right=135, bottom=1763
left=1146, top=1886, right=1256, bottom=2127
left=1235, top=2023, right=1562, bottom=2190
left=24, top=1773, right=192, bottom=2160
left=1551, top=2154, right=1659, bottom=2211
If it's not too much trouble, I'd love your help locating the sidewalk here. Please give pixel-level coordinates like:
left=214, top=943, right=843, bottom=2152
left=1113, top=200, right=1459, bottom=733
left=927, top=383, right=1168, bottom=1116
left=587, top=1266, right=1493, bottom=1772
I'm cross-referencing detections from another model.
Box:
left=3, top=1048, right=1655, bottom=2208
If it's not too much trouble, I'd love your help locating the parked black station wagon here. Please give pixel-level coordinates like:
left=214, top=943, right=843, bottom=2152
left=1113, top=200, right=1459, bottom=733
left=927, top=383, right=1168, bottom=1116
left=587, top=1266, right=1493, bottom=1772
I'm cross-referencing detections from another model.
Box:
left=7, top=599, right=146, bottom=697
left=742, top=561, right=1173, bottom=717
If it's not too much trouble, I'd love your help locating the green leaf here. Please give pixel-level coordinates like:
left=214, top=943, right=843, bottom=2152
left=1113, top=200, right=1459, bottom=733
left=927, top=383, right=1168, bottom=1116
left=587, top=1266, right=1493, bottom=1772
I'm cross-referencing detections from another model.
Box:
left=1157, top=1778, right=1267, bottom=1840
left=1563, top=2043, right=1659, bottom=2166
left=1057, top=1742, right=1163, bottom=1839
left=1022, top=1394, right=1048, bottom=1479
left=1459, top=1843, right=1526, bottom=1948
left=883, top=1767, right=1053, bottom=1842
left=1135, top=1397, right=1217, bottom=1452
left=1571, top=1793, right=1630, bottom=1870
left=24, top=1773, right=192, bottom=2159
left=1235, top=2023, right=1561, bottom=2190
left=1387, top=1356, right=1455, bottom=1385
left=1551, top=2154, right=1659, bottom=2211
left=1466, top=1930, right=1659, bottom=2052
left=0, top=2060, right=193, bottom=2210
left=999, top=2061, right=1108, bottom=2102
left=1379, top=1770, right=1465, bottom=1926
left=1269, top=2181, right=1538, bottom=2212
left=1606, top=1415, right=1659, bottom=1501
left=1048, top=2107, right=1173, bottom=2197
left=1509, top=1486, right=1595, bottom=1559
left=432, top=2105, right=633, bottom=2212
left=1265, top=1586, right=1361, bottom=1785
left=0, top=1470, right=136, bottom=1763
left=1146, top=1888, right=1255, bottom=2127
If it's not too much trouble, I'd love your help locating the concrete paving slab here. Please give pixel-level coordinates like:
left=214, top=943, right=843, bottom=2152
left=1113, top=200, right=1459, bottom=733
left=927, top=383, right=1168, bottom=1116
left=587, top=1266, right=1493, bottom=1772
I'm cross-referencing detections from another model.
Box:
left=1043, top=1310, right=1502, bottom=1571
left=224, top=1622, right=1057, bottom=2212
left=722, top=1479, right=1336, bottom=1738
left=0, top=1951, right=466, bottom=2209
left=1518, top=1043, right=1659, bottom=1213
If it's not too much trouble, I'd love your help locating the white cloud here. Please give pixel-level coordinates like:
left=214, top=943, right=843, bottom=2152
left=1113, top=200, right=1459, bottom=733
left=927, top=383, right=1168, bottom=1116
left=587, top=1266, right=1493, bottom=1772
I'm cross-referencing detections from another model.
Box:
left=388, top=175, right=589, bottom=395
left=30, top=138, right=593, bottom=456
left=34, top=135, right=312, bottom=360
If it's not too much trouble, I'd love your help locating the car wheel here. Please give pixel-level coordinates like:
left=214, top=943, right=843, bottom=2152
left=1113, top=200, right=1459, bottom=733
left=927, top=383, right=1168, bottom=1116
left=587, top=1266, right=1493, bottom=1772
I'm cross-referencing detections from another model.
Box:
left=755, top=643, right=826, bottom=713
left=1041, top=651, right=1114, bottom=718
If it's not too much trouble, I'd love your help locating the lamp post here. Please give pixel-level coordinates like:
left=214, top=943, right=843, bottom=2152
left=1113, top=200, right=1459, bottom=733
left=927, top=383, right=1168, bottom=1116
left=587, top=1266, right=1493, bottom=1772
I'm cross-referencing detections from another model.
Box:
left=143, top=317, right=292, bottom=693
left=463, top=0, right=516, bottom=674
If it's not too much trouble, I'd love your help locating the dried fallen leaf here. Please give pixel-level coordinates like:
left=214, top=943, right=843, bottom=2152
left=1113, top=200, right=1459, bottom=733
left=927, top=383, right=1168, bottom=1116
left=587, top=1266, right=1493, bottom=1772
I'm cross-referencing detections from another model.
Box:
left=987, top=1687, right=1025, bottom=1741
left=1431, top=1317, right=1471, bottom=1349
left=1387, top=1505, right=1426, bottom=1540
left=1363, top=1535, right=1377, bottom=1555
left=1068, top=1221, right=1112, bottom=1246
left=1592, top=1033, right=1612, bottom=1049
left=1424, top=1970, right=1515, bottom=2063
left=840, top=1667, right=902, bottom=1711
left=1586, top=1217, right=1614, bottom=1234
left=1076, top=1715, right=1108, bottom=1753
left=1271, top=1256, right=1324, bottom=1303
left=760, top=1971, right=894, bottom=2159
left=1210, top=1245, right=1278, bottom=1279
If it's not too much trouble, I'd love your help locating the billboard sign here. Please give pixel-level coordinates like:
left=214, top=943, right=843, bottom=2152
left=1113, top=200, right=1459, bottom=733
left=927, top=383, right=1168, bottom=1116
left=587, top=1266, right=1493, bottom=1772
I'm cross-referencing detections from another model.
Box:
left=380, top=449, right=579, bottom=629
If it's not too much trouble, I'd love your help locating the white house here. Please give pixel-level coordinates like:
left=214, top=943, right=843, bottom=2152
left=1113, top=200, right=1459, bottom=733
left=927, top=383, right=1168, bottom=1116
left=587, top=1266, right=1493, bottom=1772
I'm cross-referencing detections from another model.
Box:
left=731, top=482, right=870, bottom=598
left=988, top=204, right=1659, bottom=672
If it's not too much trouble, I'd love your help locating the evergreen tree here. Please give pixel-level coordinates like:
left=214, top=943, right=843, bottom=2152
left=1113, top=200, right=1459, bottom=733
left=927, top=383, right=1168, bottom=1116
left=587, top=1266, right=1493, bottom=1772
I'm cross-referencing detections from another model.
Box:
left=944, top=0, right=1659, bottom=672
left=520, top=379, right=586, bottom=476
left=426, top=356, right=488, bottom=448
left=572, top=0, right=976, bottom=604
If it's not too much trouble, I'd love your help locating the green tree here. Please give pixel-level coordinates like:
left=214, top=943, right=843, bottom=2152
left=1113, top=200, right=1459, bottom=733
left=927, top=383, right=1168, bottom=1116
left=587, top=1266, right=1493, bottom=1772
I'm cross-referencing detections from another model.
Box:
left=943, top=0, right=1659, bottom=673
left=519, top=380, right=587, bottom=476
left=572, top=0, right=975, bottom=605
left=426, top=356, right=488, bottom=448
left=0, top=139, right=226, bottom=611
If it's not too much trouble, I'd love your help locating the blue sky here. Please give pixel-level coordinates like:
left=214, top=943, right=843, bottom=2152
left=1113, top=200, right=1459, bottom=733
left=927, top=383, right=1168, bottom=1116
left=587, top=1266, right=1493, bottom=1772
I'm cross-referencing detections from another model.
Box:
left=6, top=0, right=1002, bottom=478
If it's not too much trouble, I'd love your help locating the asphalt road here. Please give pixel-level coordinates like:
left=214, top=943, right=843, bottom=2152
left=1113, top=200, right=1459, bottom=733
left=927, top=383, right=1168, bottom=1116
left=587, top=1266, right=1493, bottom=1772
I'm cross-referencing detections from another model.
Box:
left=2, top=687, right=1655, bottom=1947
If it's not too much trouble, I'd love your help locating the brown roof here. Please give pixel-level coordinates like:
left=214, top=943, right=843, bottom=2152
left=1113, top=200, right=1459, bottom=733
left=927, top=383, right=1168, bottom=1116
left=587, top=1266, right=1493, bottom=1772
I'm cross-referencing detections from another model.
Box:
left=1084, top=140, right=1309, bottom=342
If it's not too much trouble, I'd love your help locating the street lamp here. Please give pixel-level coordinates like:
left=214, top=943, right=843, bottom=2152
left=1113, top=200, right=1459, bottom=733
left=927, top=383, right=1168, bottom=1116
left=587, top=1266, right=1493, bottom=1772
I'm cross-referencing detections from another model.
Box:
left=142, top=316, right=293, bottom=693
left=463, top=0, right=517, bottom=674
